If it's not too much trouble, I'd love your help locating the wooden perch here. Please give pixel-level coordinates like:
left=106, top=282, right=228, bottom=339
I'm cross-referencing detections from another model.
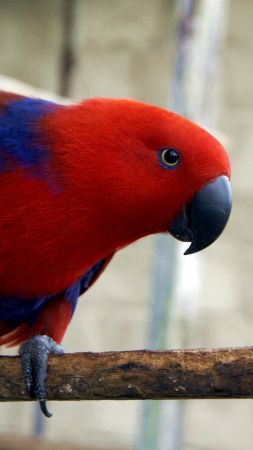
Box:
left=0, top=434, right=104, bottom=450
left=1, top=347, right=253, bottom=402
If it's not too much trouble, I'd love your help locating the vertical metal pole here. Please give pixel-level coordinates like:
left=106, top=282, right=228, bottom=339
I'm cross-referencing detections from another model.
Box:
left=136, top=1, right=228, bottom=449
left=59, top=0, right=76, bottom=97
left=136, top=236, right=178, bottom=450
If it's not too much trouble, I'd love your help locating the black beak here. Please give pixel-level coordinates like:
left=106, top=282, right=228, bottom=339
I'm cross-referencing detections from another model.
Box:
left=169, top=175, right=232, bottom=255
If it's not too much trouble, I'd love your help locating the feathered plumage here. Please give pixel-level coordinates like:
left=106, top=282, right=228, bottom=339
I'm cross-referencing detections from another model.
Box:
left=0, top=92, right=231, bottom=347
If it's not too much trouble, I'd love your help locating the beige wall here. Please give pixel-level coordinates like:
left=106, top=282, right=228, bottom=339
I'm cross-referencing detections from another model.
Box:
left=183, top=2, right=253, bottom=449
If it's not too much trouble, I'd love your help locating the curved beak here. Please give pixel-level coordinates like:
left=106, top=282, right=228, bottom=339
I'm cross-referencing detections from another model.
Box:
left=169, top=175, right=232, bottom=255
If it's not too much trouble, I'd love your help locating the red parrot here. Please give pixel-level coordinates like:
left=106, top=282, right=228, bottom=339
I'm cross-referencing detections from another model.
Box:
left=0, top=91, right=232, bottom=416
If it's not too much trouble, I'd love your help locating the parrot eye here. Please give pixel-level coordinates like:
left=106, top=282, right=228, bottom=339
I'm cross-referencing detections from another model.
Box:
left=159, top=148, right=181, bottom=169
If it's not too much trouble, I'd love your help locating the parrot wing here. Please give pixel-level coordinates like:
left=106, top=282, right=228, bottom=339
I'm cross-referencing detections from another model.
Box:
left=0, top=253, right=114, bottom=346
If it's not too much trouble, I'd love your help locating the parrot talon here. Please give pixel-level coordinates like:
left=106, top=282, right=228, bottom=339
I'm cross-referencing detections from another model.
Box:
left=19, top=335, right=64, bottom=418
left=39, top=399, right=53, bottom=418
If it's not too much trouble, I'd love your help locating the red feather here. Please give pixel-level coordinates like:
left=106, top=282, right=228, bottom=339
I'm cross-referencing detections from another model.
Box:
left=0, top=93, right=231, bottom=345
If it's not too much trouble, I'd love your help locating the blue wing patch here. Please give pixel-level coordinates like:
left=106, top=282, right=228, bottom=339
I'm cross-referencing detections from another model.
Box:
left=79, top=257, right=109, bottom=295
left=0, top=97, right=59, bottom=174
left=0, top=295, right=50, bottom=323
left=65, top=256, right=110, bottom=313
left=0, top=256, right=111, bottom=327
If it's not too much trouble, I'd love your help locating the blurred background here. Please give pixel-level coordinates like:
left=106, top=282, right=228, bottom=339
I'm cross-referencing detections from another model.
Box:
left=0, top=0, right=253, bottom=449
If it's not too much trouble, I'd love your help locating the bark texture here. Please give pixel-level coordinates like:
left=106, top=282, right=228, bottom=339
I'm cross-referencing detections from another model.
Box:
left=1, top=348, right=253, bottom=401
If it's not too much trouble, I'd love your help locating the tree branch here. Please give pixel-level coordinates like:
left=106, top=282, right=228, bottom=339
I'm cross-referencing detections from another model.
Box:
left=0, top=434, right=108, bottom=450
left=1, top=348, right=253, bottom=401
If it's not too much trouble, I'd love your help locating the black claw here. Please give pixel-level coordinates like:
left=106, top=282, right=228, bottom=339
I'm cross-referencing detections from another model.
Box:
left=39, top=399, right=53, bottom=418
left=19, top=335, right=64, bottom=418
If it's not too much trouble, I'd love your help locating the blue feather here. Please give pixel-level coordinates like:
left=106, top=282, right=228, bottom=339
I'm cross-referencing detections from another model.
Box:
left=0, top=295, right=50, bottom=323
left=0, top=97, right=59, bottom=174
left=79, top=257, right=107, bottom=294
left=0, top=257, right=108, bottom=326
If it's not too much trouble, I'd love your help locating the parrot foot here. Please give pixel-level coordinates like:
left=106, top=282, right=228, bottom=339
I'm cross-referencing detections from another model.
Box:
left=19, top=335, right=64, bottom=418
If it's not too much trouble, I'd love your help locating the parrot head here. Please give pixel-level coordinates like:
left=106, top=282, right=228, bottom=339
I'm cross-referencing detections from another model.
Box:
left=52, top=98, right=232, bottom=255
